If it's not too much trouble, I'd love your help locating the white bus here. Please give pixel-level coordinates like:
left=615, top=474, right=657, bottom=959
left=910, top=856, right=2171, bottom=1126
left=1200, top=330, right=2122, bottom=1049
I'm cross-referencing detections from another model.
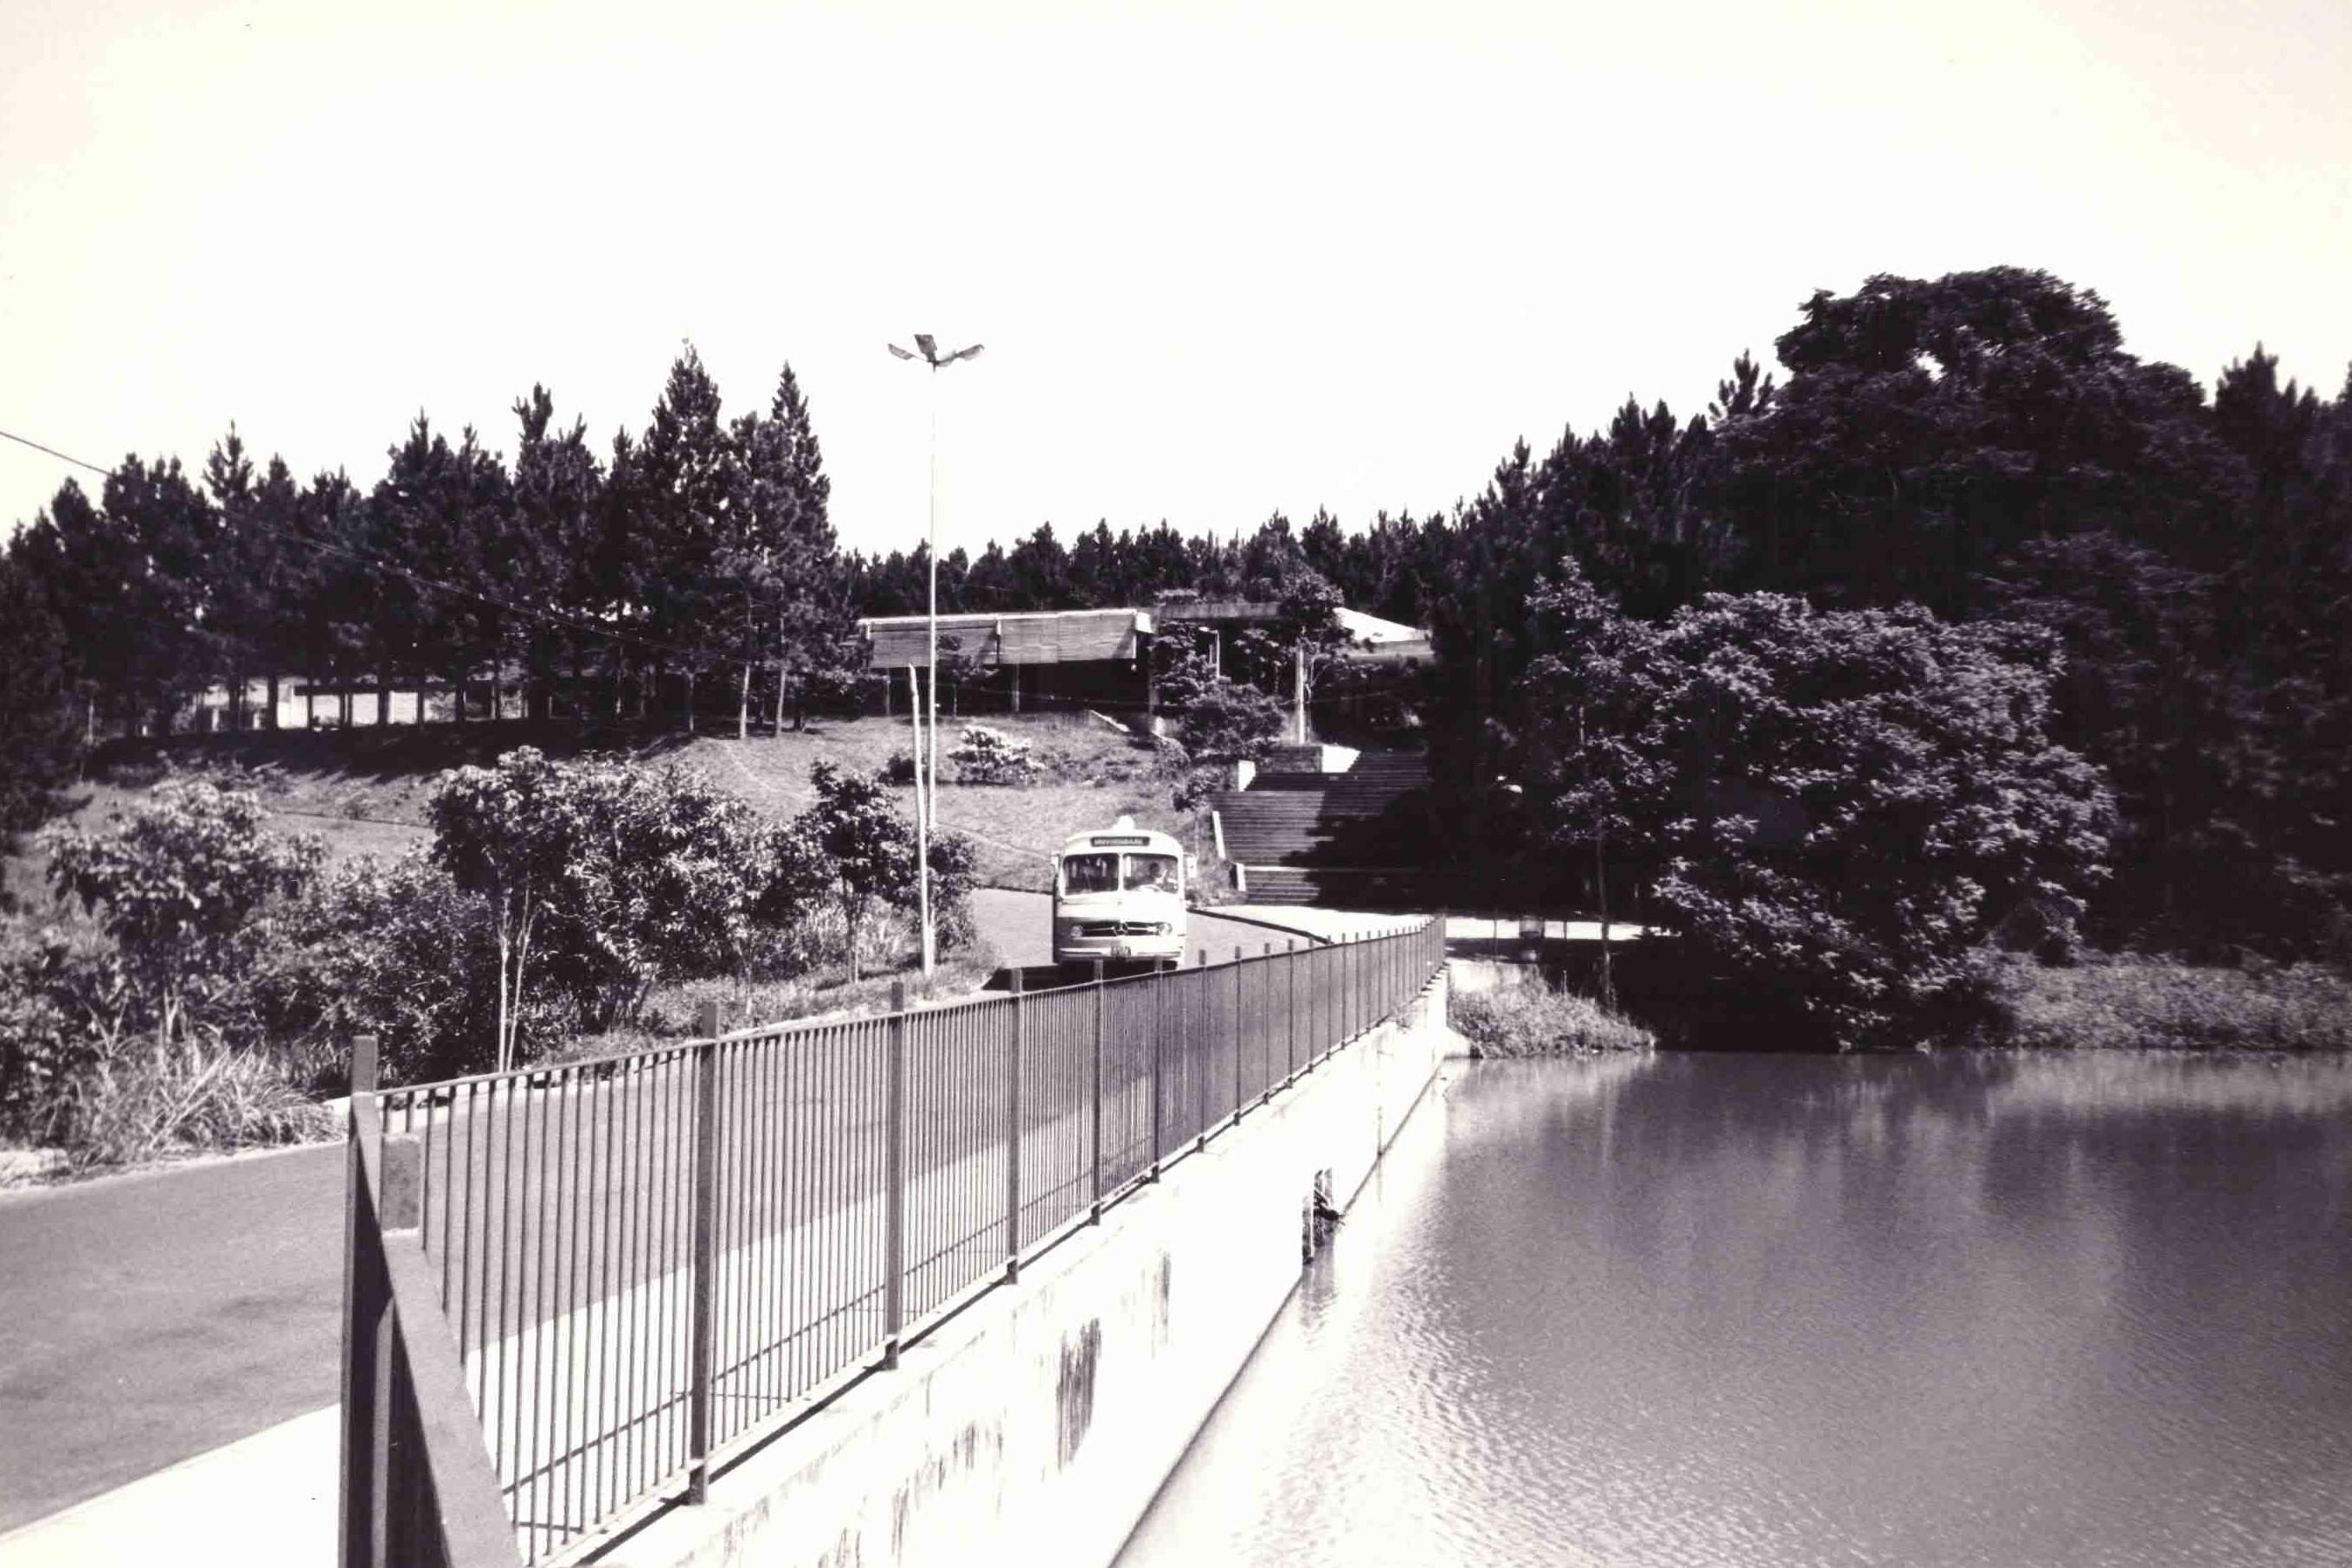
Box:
left=1052, top=818, right=1190, bottom=965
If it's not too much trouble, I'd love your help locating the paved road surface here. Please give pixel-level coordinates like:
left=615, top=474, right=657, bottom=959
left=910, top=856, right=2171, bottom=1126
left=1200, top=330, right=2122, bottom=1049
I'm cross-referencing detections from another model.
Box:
left=966, top=888, right=1314, bottom=968
left=0, top=890, right=1341, bottom=1533
left=0, top=1142, right=346, bottom=1530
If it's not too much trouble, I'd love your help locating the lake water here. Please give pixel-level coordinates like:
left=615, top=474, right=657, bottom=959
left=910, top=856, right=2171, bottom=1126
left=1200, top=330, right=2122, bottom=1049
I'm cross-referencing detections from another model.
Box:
left=1116, top=1052, right=2352, bottom=1568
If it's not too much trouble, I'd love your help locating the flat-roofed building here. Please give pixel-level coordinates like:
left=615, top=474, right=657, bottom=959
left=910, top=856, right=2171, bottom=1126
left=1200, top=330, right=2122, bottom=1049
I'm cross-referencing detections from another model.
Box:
left=857, top=601, right=1431, bottom=731
left=858, top=607, right=1155, bottom=717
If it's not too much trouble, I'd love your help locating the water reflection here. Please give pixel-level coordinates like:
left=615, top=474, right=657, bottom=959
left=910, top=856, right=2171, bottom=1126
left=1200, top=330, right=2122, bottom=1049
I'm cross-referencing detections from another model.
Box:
left=1118, top=1052, right=2352, bottom=1568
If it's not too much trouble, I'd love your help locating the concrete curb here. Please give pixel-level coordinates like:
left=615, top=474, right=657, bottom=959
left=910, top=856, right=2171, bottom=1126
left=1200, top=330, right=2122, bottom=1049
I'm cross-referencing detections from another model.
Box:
left=0, top=1404, right=337, bottom=1566
left=1187, top=904, right=1339, bottom=946
left=0, top=1133, right=339, bottom=1208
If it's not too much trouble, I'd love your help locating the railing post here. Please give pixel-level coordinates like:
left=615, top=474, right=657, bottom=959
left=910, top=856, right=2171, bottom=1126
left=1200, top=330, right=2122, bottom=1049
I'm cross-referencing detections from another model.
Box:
left=339, top=1034, right=382, bottom=1568
left=1231, top=947, right=1244, bottom=1129
left=1148, top=961, right=1164, bottom=1182
left=1338, top=935, right=1347, bottom=1045
left=884, top=980, right=907, bottom=1369
left=1006, top=969, right=1025, bottom=1281
left=1260, top=944, right=1275, bottom=1104
left=1195, top=950, right=1210, bottom=1154
left=688, top=1000, right=720, bottom=1504
left=1287, top=939, right=1298, bottom=1083
left=1089, top=961, right=1105, bottom=1224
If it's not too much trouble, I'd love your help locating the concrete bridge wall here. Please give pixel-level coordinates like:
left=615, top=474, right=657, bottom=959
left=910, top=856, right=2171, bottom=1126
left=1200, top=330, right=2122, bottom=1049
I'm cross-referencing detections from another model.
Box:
left=611, top=972, right=1456, bottom=1568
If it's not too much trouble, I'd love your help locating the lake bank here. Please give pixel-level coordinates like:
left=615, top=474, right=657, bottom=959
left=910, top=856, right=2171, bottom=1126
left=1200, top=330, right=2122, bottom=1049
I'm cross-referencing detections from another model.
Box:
left=1505, top=941, right=2352, bottom=1053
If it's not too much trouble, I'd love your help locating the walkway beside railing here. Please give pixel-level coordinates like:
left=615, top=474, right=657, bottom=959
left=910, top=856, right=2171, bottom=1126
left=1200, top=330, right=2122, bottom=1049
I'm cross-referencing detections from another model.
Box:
left=339, top=919, right=1445, bottom=1566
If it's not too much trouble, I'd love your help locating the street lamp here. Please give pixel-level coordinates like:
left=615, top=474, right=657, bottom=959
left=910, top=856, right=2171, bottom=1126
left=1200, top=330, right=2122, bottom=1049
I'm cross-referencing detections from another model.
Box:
left=888, top=334, right=984, bottom=976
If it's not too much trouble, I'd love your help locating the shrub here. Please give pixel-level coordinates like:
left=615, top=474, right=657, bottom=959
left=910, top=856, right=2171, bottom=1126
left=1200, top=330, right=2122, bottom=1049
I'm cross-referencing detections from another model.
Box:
left=429, top=749, right=768, bottom=1062
left=949, top=724, right=1043, bottom=786
left=252, top=848, right=524, bottom=1088
left=789, top=763, right=977, bottom=979
left=39, top=778, right=324, bottom=1045
left=1451, top=980, right=1655, bottom=1057
left=534, top=760, right=768, bottom=1031
left=882, top=751, right=916, bottom=786
left=0, top=918, right=128, bottom=1140
left=1177, top=678, right=1286, bottom=763
left=1521, top=574, right=2114, bottom=1048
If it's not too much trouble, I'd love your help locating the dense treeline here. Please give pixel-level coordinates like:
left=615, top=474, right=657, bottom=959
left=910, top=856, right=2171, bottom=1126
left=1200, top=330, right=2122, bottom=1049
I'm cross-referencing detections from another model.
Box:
left=0, top=346, right=855, bottom=755
left=5, top=269, right=2348, bottom=959
left=851, top=272, right=2352, bottom=960
left=1423, top=269, right=2352, bottom=963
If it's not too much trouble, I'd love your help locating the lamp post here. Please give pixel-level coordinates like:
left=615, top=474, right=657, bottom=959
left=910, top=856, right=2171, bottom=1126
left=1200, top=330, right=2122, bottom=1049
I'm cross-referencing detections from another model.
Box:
left=888, top=334, right=984, bottom=976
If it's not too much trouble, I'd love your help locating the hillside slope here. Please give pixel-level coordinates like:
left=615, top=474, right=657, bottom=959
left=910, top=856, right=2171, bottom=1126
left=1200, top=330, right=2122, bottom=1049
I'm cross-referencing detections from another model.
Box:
left=9, top=714, right=1201, bottom=897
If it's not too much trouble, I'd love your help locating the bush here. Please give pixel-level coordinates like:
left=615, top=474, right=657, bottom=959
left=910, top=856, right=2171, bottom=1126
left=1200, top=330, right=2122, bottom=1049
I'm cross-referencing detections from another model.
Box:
left=252, top=848, right=526, bottom=1089
left=1177, top=678, right=1286, bottom=763
left=0, top=918, right=127, bottom=1140
left=429, top=749, right=769, bottom=1064
left=1451, top=980, right=1655, bottom=1056
left=38, top=778, right=324, bottom=1046
left=1987, top=954, right=2352, bottom=1051
left=882, top=751, right=916, bottom=787
left=949, top=724, right=1043, bottom=786
left=1522, top=575, right=2114, bottom=1048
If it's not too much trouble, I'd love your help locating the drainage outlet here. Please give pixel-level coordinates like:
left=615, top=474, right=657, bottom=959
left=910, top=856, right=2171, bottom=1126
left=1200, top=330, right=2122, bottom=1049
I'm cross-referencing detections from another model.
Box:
left=1301, top=1166, right=1341, bottom=1262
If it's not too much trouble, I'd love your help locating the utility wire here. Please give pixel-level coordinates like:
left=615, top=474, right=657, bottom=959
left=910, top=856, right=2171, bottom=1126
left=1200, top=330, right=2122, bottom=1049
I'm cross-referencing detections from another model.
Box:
left=2, top=427, right=113, bottom=477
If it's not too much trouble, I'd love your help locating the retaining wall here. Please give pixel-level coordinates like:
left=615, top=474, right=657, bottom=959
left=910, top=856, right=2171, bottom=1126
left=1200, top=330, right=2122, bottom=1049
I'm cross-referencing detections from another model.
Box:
left=607, top=972, right=1455, bottom=1568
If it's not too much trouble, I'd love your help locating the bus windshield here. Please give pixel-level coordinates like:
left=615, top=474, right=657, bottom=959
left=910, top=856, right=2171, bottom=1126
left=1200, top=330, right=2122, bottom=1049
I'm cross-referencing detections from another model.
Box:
left=1123, top=854, right=1179, bottom=893
left=1062, top=853, right=1120, bottom=895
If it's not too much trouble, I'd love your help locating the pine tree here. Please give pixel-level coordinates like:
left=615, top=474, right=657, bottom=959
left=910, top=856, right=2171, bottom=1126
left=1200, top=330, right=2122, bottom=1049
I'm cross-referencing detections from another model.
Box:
left=755, top=363, right=857, bottom=733
left=510, top=386, right=605, bottom=719
left=100, top=456, right=221, bottom=733
left=629, top=345, right=736, bottom=728
left=249, top=455, right=312, bottom=729
left=369, top=415, right=513, bottom=722
left=202, top=427, right=262, bottom=729
left=0, top=539, right=82, bottom=870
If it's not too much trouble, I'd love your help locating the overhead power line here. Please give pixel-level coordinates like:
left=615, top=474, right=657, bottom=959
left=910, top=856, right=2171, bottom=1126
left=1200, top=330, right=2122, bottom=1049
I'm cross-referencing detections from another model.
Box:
left=1, top=426, right=113, bottom=477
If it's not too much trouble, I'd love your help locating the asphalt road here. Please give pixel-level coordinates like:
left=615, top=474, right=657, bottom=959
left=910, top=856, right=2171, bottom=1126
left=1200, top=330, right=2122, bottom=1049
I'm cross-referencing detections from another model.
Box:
left=0, top=890, right=1321, bottom=1532
left=967, top=887, right=1304, bottom=969
left=0, top=1141, right=347, bottom=1530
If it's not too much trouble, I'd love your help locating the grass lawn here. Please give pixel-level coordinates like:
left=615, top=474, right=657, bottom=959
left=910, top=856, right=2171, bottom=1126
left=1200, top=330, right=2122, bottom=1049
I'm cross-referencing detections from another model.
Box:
left=5, top=710, right=1205, bottom=907
left=679, top=713, right=1198, bottom=890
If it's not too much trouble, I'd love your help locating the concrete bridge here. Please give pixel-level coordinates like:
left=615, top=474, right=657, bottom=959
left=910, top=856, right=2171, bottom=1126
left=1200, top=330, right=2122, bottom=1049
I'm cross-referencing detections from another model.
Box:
left=328, top=918, right=1457, bottom=1568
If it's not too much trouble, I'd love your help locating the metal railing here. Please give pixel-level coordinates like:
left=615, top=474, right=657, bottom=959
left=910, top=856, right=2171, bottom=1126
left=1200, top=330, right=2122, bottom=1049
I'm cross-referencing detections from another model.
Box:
left=342, top=1037, right=528, bottom=1568
left=344, top=918, right=1445, bottom=1564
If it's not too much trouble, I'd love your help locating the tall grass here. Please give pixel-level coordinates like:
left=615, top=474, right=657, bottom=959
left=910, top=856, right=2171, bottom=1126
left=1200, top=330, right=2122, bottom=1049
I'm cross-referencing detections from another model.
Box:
left=48, top=1038, right=339, bottom=1169
left=1452, top=979, right=1655, bottom=1057
left=1989, top=955, right=2352, bottom=1051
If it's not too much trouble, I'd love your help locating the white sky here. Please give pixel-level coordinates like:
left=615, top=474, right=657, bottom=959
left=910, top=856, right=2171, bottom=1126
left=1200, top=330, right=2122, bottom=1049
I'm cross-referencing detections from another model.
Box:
left=4, top=0, right=2349, bottom=559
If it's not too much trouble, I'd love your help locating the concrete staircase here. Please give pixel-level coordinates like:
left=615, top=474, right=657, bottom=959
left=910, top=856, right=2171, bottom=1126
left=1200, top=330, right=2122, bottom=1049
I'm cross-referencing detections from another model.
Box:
left=1214, top=751, right=1442, bottom=909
